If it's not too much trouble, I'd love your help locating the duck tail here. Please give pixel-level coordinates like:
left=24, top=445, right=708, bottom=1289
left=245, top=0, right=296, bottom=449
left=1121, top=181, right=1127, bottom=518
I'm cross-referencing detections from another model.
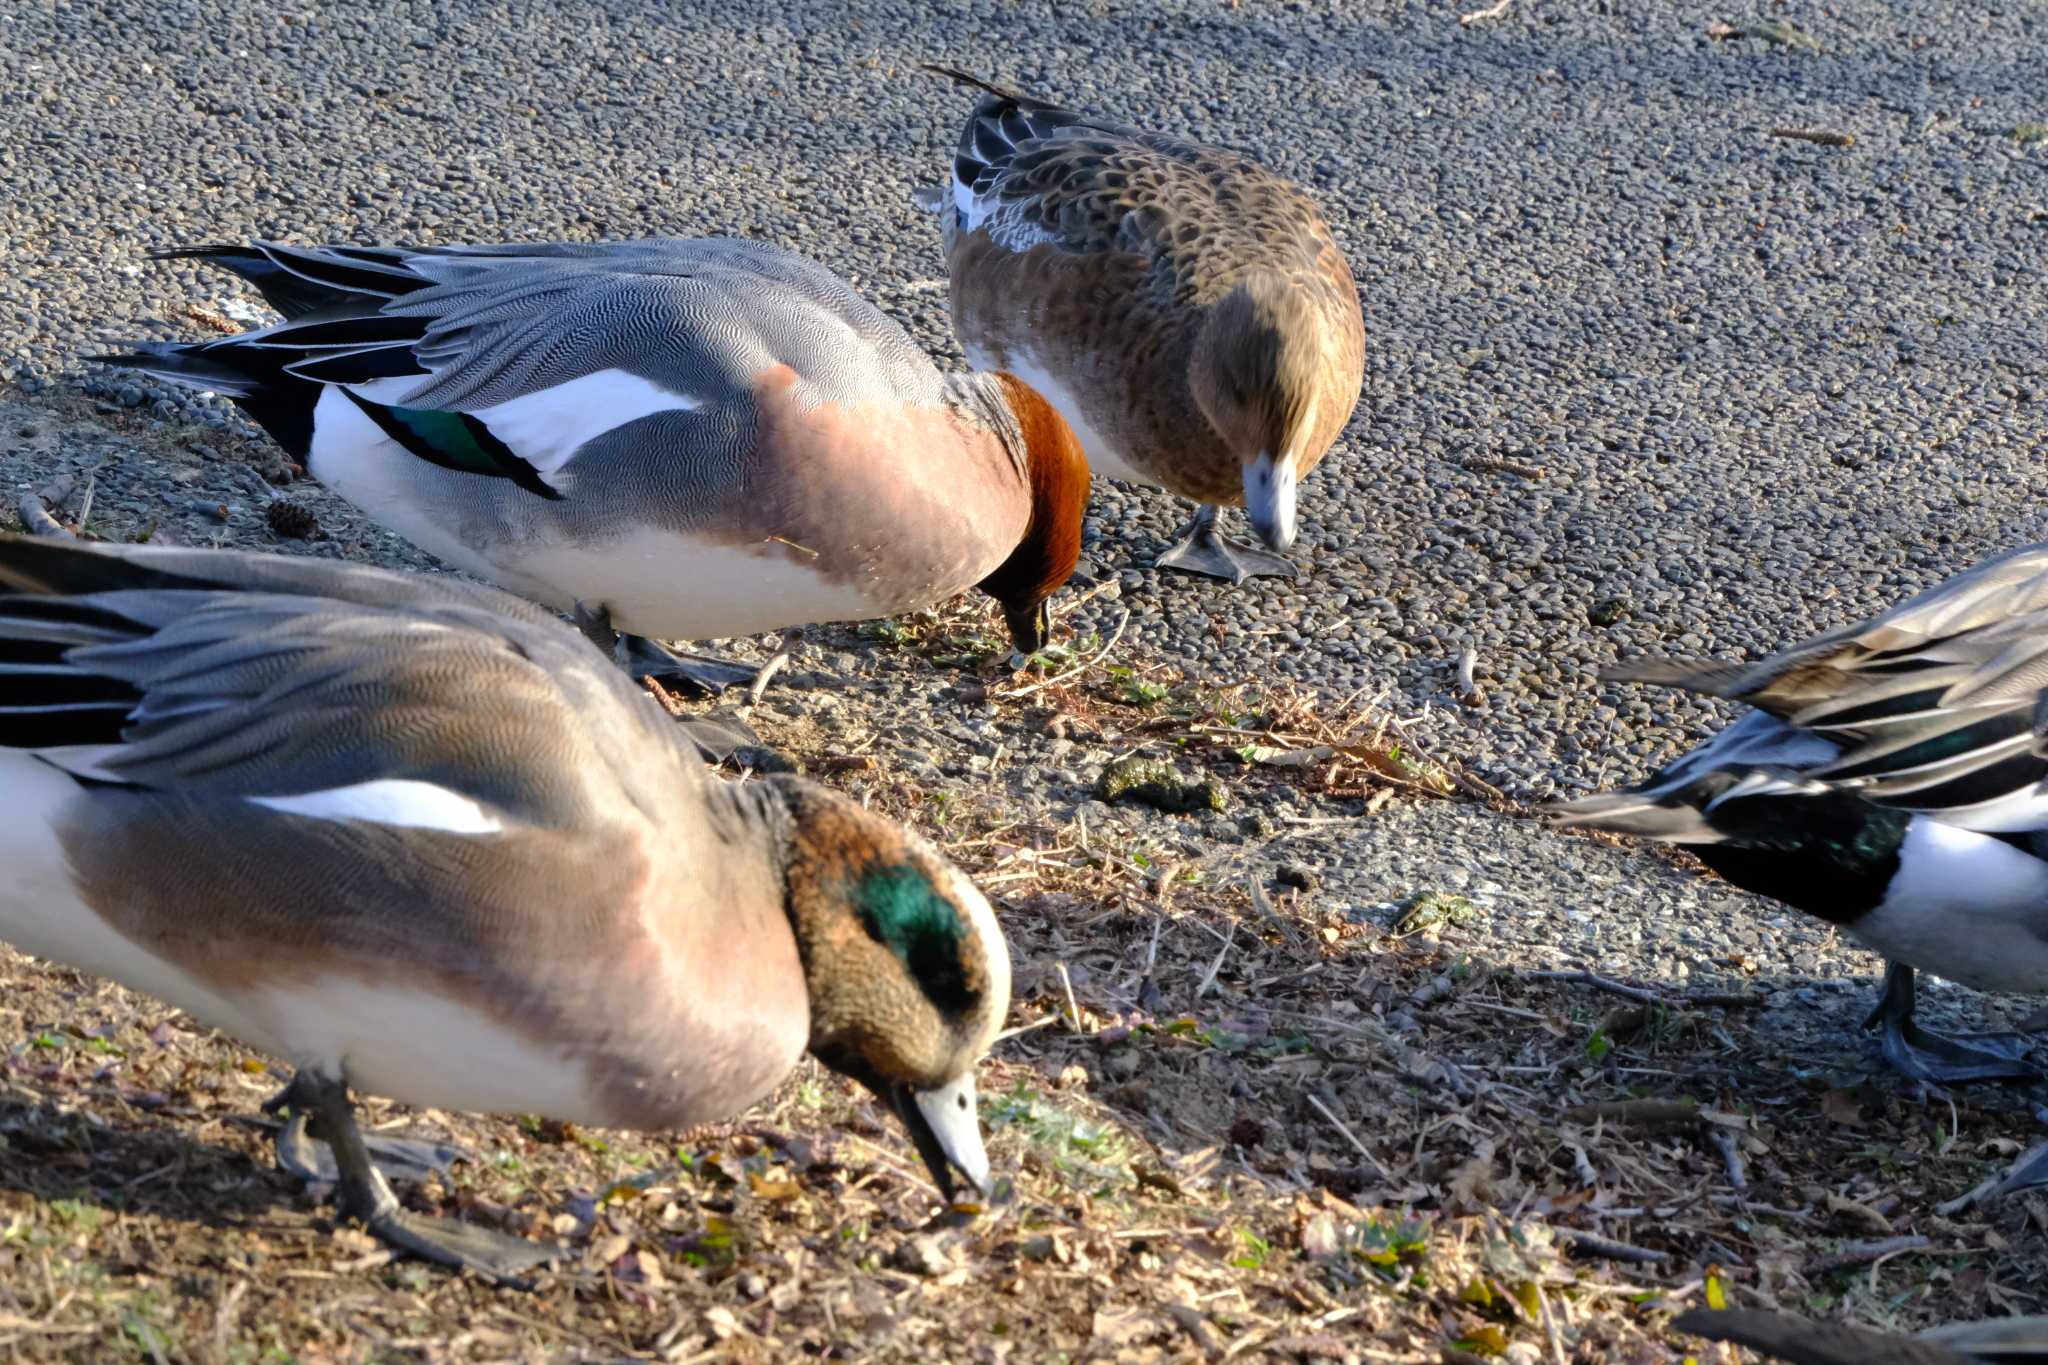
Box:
left=85, top=338, right=320, bottom=461
left=1599, top=656, right=1754, bottom=696
left=152, top=242, right=424, bottom=320
left=919, top=64, right=1045, bottom=109
left=1541, top=787, right=1727, bottom=844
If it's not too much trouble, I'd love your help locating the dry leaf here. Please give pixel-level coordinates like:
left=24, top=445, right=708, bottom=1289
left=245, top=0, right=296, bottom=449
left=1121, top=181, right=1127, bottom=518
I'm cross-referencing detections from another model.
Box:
left=1820, top=1089, right=1865, bottom=1127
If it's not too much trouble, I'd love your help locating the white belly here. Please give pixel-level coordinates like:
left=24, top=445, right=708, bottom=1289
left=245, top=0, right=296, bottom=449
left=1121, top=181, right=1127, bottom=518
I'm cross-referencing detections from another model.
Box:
left=253, top=977, right=613, bottom=1121
left=498, top=528, right=891, bottom=642
left=307, top=389, right=890, bottom=641
left=1856, top=819, right=2048, bottom=994
left=966, top=344, right=1158, bottom=489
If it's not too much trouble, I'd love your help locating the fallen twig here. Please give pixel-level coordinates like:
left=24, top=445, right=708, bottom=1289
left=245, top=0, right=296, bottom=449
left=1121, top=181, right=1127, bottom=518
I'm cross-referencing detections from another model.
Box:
left=16, top=474, right=78, bottom=540
left=1195, top=921, right=1234, bottom=998
left=1526, top=969, right=1666, bottom=1006
left=1771, top=127, right=1855, bottom=148
left=1453, top=646, right=1485, bottom=706
left=1305, top=1093, right=1393, bottom=1183
left=1460, top=453, right=1546, bottom=479
left=1563, top=1098, right=1699, bottom=1129
left=1384, top=713, right=1504, bottom=803
left=1459, top=0, right=1512, bottom=24
left=1057, top=962, right=1084, bottom=1033
left=1707, top=1128, right=1747, bottom=1192
left=16, top=489, right=72, bottom=539
left=1557, top=1229, right=1671, bottom=1264
left=1802, top=1235, right=1931, bottom=1278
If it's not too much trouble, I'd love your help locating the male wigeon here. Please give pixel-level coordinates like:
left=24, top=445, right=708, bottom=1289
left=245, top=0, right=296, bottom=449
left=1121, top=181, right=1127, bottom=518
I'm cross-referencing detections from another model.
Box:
left=96, top=237, right=1090, bottom=688
left=1549, top=539, right=2048, bottom=1089
left=0, top=533, right=1010, bottom=1279
left=925, top=67, right=1366, bottom=584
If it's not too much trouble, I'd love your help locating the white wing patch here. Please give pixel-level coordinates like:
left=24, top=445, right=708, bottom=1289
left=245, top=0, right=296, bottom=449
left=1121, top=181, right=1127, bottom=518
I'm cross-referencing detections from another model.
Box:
left=336, top=367, right=702, bottom=492
left=467, top=369, right=703, bottom=479
left=248, top=780, right=505, bottom=835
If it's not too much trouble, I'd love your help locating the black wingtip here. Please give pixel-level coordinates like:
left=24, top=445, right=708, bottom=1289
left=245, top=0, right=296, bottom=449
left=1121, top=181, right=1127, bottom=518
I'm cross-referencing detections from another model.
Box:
left=920, top=63, right=1044, bottom=108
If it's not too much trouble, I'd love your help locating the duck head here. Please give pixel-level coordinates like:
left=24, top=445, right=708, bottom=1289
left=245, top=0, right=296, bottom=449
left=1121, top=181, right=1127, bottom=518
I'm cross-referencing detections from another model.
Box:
left=1189, top=275, right=1331, bottom=551
left=975, top=373, right=1089, bottom=655
left=770, top=777, right=1012, bottom=1202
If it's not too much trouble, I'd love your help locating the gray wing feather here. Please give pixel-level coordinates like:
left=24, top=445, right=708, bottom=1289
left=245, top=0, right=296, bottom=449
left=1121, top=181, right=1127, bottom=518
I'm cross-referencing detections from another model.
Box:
left=1591, top=541, right=2048, bottom=823
left=0, top=536, right=689, bottom=822
left=371, top=236, right=938, bottom=413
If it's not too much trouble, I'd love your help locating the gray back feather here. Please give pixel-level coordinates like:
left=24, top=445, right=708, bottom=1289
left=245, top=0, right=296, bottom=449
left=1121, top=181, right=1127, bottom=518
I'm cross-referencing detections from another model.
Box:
left=377, top=237, right=943, bottom=413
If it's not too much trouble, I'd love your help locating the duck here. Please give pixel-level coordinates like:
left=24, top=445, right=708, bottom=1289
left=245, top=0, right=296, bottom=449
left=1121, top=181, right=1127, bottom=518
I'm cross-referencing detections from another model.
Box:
left=922, top=66, right=1366, bottom=585
left=0, top=532, right=1011, bottom=1280
left=1548, top=539, right=2048, bottom=1088
left=93, top=236, right=1090, bottom=691
left=1675, top=1307, right=2048, bottom=1365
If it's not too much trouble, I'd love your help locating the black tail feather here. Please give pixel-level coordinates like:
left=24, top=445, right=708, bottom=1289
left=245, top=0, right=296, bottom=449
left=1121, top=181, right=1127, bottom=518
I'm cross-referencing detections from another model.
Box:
left=154, top=242, right=426, bottom=319
left=86, top=339, right=319, bottom=461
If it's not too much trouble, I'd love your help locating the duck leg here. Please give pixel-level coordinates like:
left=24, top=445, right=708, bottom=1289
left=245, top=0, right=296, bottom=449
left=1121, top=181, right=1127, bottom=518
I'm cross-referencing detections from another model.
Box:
left=570, top=602, right=760, bottom=694
left=268, top=1071, right=559, bottom=1282
left=1863, top=963, right=2042, bottom=1085
left=1154, top=504, right=1297, bottom=584
left=264, top=1077, right=466, bottom=1185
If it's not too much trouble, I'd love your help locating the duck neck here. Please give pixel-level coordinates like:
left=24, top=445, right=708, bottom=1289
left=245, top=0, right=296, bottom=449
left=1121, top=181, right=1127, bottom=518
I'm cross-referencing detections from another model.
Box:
left=940, top=372, right=1032, bottom=486
left=1688, top=792, right=1913, bottom=925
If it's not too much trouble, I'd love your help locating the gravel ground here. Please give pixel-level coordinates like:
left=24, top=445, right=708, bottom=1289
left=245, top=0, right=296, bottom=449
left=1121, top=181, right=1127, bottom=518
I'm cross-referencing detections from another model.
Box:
left=3, top=0, right=2048, bottom=1356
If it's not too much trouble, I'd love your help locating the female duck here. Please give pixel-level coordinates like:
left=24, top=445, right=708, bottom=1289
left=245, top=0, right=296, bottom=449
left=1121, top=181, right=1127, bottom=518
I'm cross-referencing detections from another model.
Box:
left=0, top=534, right=1010, bottom=1279
left=926, top=67, right=1365, bottom=584
left=1550, top=540, right=2048, bottom=1086
left=98, top=236, right=1090, bottom=687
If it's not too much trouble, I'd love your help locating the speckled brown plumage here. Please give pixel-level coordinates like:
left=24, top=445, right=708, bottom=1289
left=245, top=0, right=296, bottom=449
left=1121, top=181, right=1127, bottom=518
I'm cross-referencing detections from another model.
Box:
left=929, top=67, right=1366, bottom=512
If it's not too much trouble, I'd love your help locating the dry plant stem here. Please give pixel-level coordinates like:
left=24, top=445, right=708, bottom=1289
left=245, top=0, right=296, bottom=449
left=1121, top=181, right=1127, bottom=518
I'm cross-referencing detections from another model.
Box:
left=1384, top=714, right=1504, bottom=802
left=1057, top=962, right=1084, bottom=1033
left=1538, top=1285, right=1567, bottom=1365
left=1304, top=1093, right=1392, bottom=1183
left=998, top=608, right=1131, bottom=700
left=746, top=640, right=796, bottom=708
left=1195, top=922, right=1235, bottom=998
left=1563, top=1098, right=1699, bottom=1128
left=1707, top=1128, right=1747, bottom=1192
left=1802, top=1235, right=1931, bottom=1277
left=1526, top=969, right=1666, bottom=1006
left=72, top=475, right=94, bottom=537
left=1459, top=0, right=1512, bottom=23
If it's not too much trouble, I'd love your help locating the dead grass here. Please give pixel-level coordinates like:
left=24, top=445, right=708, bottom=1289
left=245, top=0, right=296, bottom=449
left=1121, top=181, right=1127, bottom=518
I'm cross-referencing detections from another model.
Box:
left=2, top=588, right=2045, bottom=1364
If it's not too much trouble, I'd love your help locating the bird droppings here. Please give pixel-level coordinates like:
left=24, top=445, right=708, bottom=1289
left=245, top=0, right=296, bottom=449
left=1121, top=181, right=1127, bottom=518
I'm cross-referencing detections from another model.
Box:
left=1394, top=890, right=1483, bottom=936
left=1096, top=755, right=1230, bottom=813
